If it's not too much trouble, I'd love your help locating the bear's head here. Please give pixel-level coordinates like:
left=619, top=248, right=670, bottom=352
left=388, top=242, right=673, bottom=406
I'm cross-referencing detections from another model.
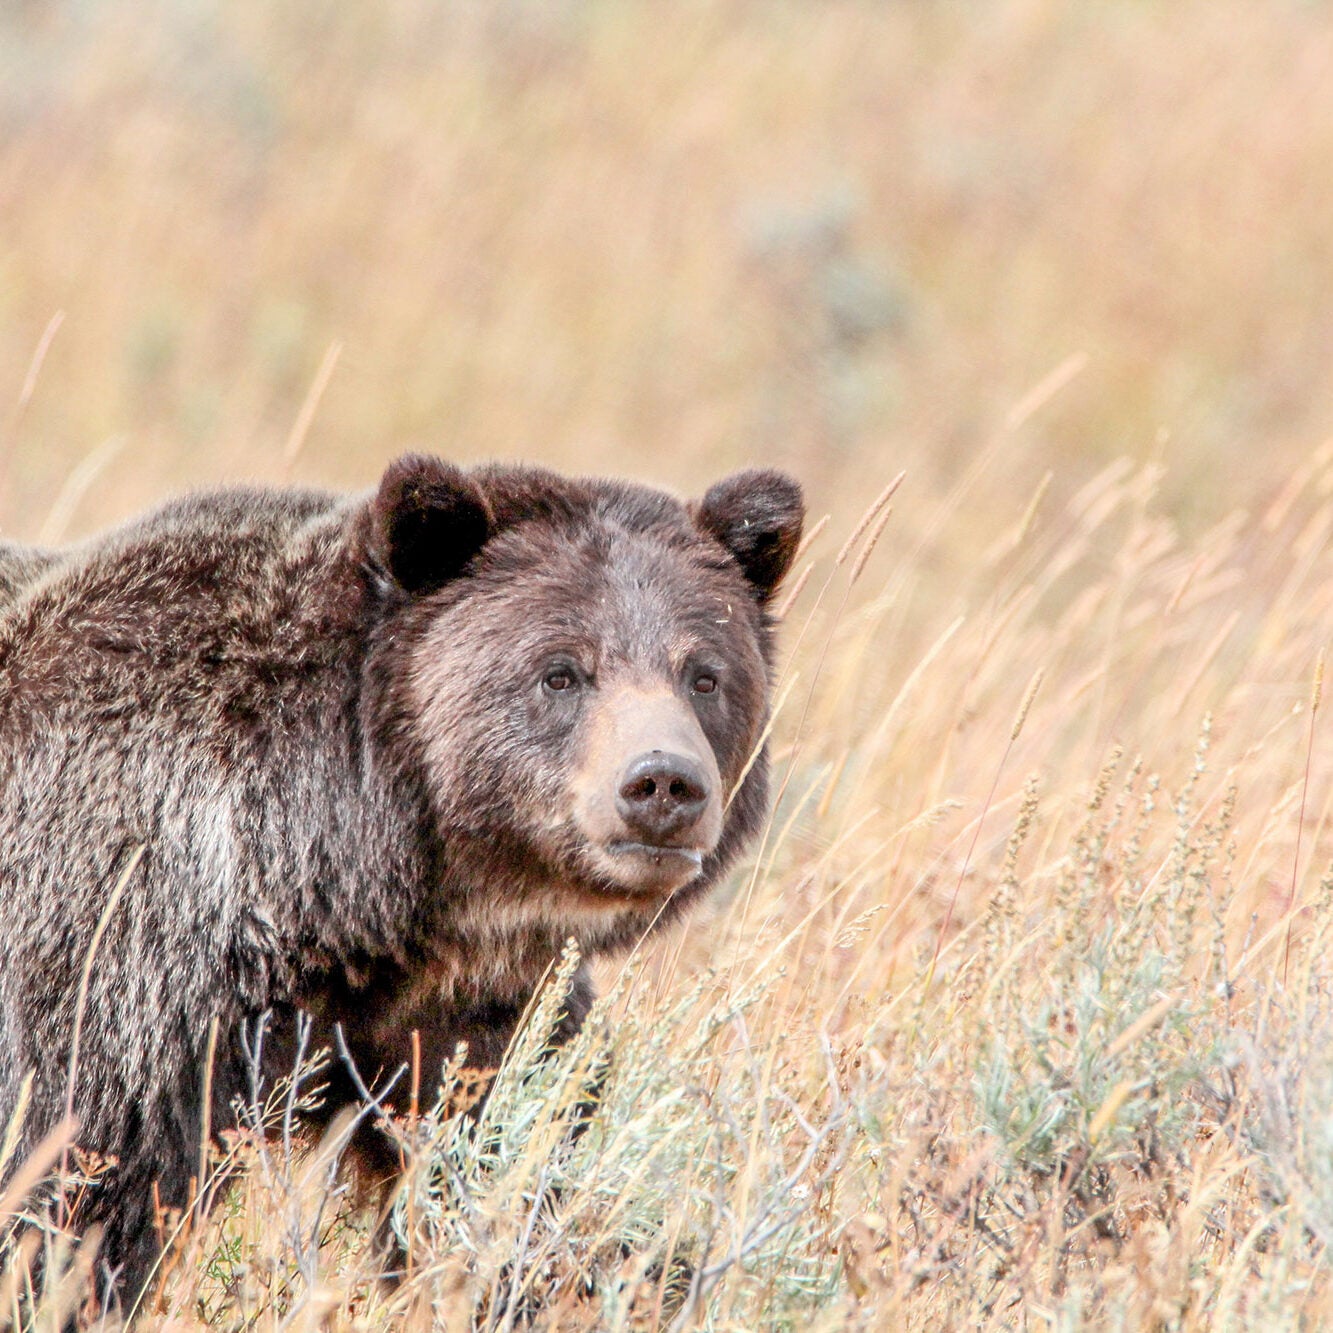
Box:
left=362, top=454, right=803, bottom=951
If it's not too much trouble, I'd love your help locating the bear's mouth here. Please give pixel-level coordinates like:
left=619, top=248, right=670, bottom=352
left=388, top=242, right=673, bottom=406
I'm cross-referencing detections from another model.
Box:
left=582, top=839, right=709, bottom=897
left=606, top=840, right=705, bottom=870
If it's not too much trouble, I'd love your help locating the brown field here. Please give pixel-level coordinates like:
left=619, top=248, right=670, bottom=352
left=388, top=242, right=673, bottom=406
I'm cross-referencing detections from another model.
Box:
left=5, top=1, right=1333, bottom=1327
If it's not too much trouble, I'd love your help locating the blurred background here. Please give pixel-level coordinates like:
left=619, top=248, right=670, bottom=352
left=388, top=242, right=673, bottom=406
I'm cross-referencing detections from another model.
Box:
left=2, top=0, right=1331, bottom=561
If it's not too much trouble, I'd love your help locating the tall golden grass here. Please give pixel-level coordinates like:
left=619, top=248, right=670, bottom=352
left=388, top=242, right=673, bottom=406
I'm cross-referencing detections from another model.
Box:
left=7, top=446, right=1333, bottom=1328
left=4, top=0, right=1333, bottom=1327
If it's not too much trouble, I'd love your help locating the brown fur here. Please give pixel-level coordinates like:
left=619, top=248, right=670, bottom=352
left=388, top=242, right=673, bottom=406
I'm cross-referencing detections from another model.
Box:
left=0, top=455, right=802, bottom=1308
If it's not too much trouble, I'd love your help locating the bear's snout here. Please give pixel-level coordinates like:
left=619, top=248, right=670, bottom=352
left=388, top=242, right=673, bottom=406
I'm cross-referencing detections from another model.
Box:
left=616, top=750, right=712, bottom=844
left=571, top=682, right=725, bottom=895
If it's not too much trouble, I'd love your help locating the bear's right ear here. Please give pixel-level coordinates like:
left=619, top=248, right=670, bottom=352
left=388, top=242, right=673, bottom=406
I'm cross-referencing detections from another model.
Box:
left=369, top=454, right=492, bottom=596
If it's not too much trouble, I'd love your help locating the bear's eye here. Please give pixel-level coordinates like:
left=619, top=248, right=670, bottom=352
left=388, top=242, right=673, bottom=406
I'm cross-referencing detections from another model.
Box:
left=692, top=673, right=718, bottom=696
left=543, top=667, right=577, bottom=694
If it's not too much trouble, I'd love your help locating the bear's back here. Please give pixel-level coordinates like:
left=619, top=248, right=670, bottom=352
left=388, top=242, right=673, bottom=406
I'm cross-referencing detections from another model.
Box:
left=0, top=486, right=357, bottom=714
left=1, top=485, right=343, bottom=610
left=0, top=541, right=56, bottom=606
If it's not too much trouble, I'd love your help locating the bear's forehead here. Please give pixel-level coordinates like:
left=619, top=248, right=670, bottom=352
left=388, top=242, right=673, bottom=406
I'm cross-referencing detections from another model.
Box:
left=465, top=520, right=753, bottom=657
left=486, top=515, right=733, bottom=590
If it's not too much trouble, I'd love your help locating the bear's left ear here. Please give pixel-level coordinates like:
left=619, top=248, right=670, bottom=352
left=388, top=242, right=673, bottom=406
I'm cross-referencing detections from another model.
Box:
left=695, top=469, right=804, bottom=603
left=369, top=454, right=492, bottom=596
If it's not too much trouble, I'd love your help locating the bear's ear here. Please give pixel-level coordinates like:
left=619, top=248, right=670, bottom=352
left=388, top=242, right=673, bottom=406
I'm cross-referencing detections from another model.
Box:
left=369, top=454, right=492, bottom=596
left=695, top=469, right=804, bottom=603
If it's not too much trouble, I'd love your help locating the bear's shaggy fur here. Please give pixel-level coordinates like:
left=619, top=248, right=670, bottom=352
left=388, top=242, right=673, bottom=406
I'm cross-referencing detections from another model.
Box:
left=0, top=455, right=802, bottom=1307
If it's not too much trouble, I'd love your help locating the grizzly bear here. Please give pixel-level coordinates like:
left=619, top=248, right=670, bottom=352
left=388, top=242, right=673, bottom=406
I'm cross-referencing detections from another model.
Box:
left=0, top=454, right=803, bottom=1310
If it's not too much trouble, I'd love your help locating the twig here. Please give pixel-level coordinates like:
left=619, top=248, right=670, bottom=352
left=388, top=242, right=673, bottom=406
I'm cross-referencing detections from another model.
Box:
left=926, top=670, right=1043, bottom=993
left=58, top=845, right=144, bottom=1226
left=1283, top=650, right=1323, bottom=984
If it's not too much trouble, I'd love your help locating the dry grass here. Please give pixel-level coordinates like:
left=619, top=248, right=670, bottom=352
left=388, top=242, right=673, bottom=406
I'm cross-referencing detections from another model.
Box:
left=10, top=451, right=1333, bottom=1329
left=4, top=0, right=1333, bottom=1327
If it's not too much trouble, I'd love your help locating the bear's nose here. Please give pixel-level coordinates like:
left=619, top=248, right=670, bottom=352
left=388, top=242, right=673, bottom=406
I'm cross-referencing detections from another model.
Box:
left=616, top=751, right=711, bottom=843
